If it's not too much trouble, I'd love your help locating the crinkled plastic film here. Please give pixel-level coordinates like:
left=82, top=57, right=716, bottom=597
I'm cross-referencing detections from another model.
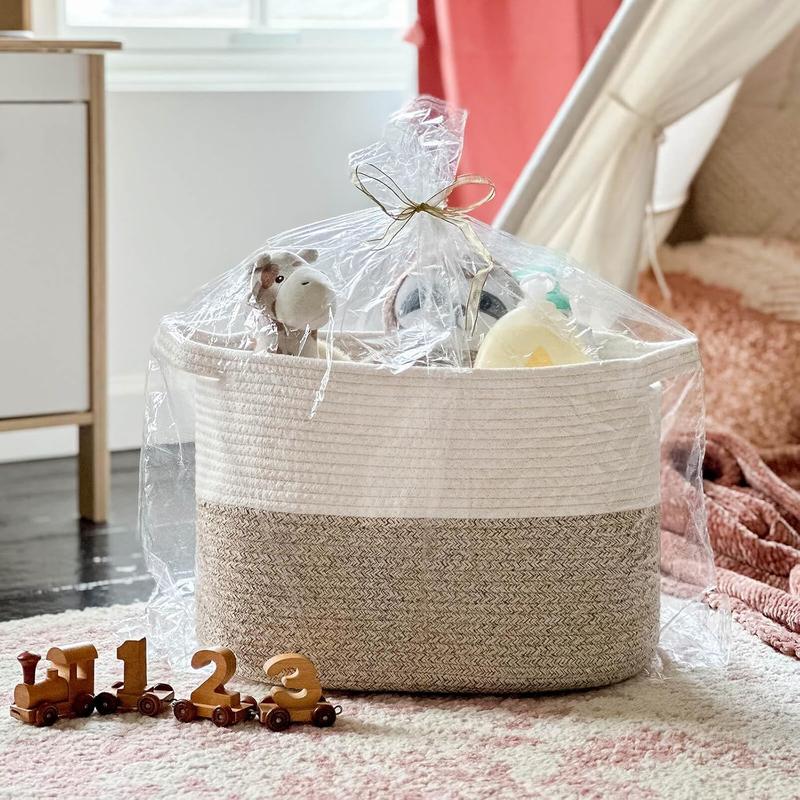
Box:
left=139, top=97, right=729, bottom=686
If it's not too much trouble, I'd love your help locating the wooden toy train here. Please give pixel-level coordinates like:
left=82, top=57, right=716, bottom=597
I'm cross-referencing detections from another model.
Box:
left=10, top=645, right=98, bottom=726
left=10, top=638, right=173, bottom=726
left=10, top=639, right=340, bottom=732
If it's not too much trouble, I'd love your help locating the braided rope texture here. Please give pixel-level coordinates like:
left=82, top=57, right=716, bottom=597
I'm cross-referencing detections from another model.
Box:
left=184, top=344, right=698, bottom=520
left=195, top=502, right=661, bottom=693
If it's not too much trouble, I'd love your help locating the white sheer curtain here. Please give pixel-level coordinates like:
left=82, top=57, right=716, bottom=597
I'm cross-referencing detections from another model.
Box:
left=497, top=0, right=800, bottom=290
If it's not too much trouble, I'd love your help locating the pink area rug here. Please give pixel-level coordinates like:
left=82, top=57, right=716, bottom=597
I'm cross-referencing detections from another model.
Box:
left=1, top=604, right=799, bottom=799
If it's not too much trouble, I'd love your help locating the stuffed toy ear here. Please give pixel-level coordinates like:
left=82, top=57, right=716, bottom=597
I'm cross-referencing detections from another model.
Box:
left=382, top=269, right=413, bottom=332
left=254, top=253, right=272, bottom=272
left=252, top=254, right=279, bottom=291
left=298, top=248, right=318, bottom=264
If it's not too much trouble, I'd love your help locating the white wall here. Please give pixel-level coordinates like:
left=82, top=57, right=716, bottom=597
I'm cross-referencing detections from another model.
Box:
left=0, top=88, right=405, bottom=461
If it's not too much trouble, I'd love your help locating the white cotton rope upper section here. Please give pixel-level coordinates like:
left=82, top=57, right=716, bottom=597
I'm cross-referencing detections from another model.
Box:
left=154, top=327, right=697, bottom=520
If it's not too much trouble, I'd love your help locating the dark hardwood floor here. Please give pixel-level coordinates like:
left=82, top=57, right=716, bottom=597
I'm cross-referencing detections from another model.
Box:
left=0, top=450, right=153, bottom=622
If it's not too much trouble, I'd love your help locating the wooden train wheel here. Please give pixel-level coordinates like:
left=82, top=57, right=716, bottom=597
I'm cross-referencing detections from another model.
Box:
left=173, top=699, right=197, bottom=723
left=73, top=693, right=95, bottom=718
left=212, top=706, right=233, bottom=728
left=137, top=693, right=161, bottom=717
left=312, top=703, right=336, bottom=728
left=265, top=707, right=291, bottom=732
left=94, top=692, right=119, bottom=715
left=241, top=695, right=258, bottom=721
left=35, top=703, right=59, bottom=727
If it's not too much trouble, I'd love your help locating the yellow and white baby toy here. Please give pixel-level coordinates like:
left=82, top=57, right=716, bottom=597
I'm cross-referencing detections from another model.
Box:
left=474, top=275, right=592, bottom=369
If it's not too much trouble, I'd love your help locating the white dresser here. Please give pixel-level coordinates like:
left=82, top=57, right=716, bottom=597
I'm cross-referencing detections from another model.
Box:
left=0, top=40, right=119, bottom=521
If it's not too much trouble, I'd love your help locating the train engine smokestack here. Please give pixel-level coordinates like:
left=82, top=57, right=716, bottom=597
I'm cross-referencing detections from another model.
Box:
left=17, top=652, right=41, bottom=685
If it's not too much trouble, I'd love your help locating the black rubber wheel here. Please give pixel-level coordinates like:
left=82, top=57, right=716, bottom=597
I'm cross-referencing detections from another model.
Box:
left=212, top=705, right=234, bottom=728
left=94, top=692, right=119, bottom=716
left=173, top=699, right=197, bottom=723
left=138, top=693, right=161, bottom=717
left=311, top=703, right=337, bottom=728
left=35, top=704, right=59, bottom=727
left=240, top=695, right=258, bottom=721
left=265, top=707, right=291, bottom=732
left=73, top=693, right=95, bottom=718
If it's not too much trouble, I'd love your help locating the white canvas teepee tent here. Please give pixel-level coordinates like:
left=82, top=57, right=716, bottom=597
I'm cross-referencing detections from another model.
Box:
left=494, top=0, right=800, bottom=291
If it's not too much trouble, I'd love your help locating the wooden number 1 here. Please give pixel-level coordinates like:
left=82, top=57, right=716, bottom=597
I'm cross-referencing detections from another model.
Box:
left=190, top=648, right=240, bottom=708
left=264, top=653, right=322, bottom=710
left=117, top=638, right=147, bottom=695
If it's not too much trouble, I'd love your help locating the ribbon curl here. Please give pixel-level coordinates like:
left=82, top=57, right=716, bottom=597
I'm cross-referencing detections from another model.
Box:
left=352, top=163, right=497, bottom=335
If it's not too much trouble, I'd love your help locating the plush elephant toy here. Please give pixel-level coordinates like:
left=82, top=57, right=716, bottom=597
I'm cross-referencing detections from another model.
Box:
left=249, top=248, right=336, bottom=357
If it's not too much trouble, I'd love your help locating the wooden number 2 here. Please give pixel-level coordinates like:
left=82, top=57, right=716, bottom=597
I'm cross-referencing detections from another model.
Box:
left=190, top=647, right=240, bottom=708
left=264, top=653, right=322, bottom=710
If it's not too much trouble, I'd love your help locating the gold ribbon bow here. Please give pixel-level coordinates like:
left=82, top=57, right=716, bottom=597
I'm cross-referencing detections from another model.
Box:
left=352, top=163, right=497, bottom=335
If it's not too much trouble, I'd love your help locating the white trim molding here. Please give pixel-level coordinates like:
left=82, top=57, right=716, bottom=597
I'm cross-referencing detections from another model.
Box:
left=104, top=39, right=416, bottom=92
left=0, top=373, right=145, bottom=462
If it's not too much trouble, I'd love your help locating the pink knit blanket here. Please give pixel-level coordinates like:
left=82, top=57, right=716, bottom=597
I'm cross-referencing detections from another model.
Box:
left=663, top=427, right=800, bottom=658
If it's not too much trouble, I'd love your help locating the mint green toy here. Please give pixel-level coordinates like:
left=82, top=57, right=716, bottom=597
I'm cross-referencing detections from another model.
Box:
left=512, top=265, right=571, bottom=312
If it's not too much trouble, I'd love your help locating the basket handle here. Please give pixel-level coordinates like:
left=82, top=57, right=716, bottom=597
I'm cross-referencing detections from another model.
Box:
left=152, top=324, right=254, bottom=379
left=633, top=338, right=700, bottom=387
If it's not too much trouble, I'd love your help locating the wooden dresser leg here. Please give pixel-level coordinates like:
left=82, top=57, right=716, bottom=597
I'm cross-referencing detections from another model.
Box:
left=79, top=423, right=109, bottom=522
left=80, top=54, right=110, bottom=524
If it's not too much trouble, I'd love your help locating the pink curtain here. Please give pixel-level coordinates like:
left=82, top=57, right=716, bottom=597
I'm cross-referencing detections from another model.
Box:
left=414, top=0, right=620, bottom=220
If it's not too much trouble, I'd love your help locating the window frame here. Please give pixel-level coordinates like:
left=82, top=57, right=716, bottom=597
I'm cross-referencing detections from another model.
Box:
left=55, top=0, right=417, bottom=92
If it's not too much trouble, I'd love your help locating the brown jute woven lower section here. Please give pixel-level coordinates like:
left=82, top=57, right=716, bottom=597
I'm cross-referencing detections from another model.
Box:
left=195, top=502, right=660, bottom=693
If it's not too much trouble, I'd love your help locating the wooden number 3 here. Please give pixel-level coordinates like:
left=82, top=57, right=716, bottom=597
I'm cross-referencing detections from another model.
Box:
left=264, top=653, right=322, bottom=710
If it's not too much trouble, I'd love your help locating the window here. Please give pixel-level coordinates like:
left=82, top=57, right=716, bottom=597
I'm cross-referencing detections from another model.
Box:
left=59, top=0, right=416, bottom=91
left=64, top=0, right=252, bottom=28
left=62, top=0, right=411, bottom=38
left=262, top=0, right=410, bottom=29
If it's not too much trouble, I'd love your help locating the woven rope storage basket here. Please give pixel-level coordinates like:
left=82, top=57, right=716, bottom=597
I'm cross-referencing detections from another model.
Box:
left=154, top=328, right=698, bottom=693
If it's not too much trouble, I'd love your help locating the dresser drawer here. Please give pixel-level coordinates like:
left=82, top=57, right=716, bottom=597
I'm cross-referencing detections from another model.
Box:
left=0, top=102, right=89, bottom=418
left=0, top=52, right=88, bottom=101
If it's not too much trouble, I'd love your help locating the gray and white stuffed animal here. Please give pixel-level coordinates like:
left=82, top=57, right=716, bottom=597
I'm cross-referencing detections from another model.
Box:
left=383, top=261, right=523, bottom=354
left=249, top=248, right=336, bottom=357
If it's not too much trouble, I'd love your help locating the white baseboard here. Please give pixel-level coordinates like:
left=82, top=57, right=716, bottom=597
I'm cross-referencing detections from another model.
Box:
left=0, top=372, right=146, bottom=463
